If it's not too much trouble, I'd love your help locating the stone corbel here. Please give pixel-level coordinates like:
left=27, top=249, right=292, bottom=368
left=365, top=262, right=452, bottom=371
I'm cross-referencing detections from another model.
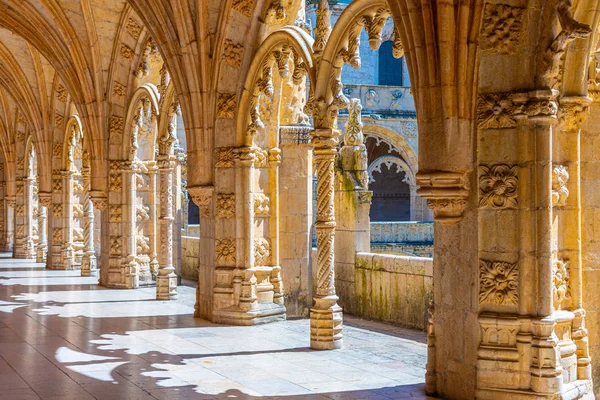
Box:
left=89, top=191, right=108, bottom=211
left=38, top=193, right=52, bottom=208
left=416, top=171, right=469, bottom=223
left=188, top=185, right=214, bottom=218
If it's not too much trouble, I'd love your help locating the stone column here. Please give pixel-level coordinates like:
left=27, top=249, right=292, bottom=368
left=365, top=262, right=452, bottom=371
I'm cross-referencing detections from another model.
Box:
left=122, top=162, right=139, bottom=288
left=334, top=99, right=371, bottom=315
left=22, top=176, right=36, bottom=259
left=268, top=148, right=284, bottom=306
left=80, top=168, right=97, bottom=276
left=310, top=128, right=343, bottom=350
left=147, top=162, right=159, bottom=278
left=61, top=171, right=75, bottom=269
left=156, top=157, right=177, bottom=299
left=0, top=183, right=7, bottom=252
left=4, top=196, right=14, bottom=252
left=13, top=178, right=26, bottom=258
left=36, top=194, right=49, bottom=263
left=279, top=125, right=313, bottom=317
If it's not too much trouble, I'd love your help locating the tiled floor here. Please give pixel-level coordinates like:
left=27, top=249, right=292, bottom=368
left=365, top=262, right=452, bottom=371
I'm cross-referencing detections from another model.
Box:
left=0, top=254, right=431, bottom=399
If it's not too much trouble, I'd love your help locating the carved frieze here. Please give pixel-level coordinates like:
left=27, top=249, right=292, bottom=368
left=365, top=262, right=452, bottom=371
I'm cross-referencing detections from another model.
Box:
left=90, top=191, right=108, bottom=211
left=254, top=194, right=270, bottom=217
left=254, top=237, right=271, bottom=265
left=479, top=259, right=519, bottom=306
left=216, top=238, right=236, bottom=263
left=480, top=3, right=524, bottom=54
left=216, top=93, right=236, bottom=119
left=478, top=165, right=518, bottom=209
left=552, top=165, right=569, bottom=207
left=216, top=193, right=235, bottom=219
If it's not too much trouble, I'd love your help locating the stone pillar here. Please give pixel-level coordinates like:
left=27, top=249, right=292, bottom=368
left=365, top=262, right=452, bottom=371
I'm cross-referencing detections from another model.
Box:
left=80, top=168, right=97, bottom=276
left=156, top=157, right=177, bottom=299
left=147, top=162, right=159, bottom=278
left=13, top=178, right=27, bottom=258
left=268, top=148, right=284, bottom=307
left=60, top=171, right=75, bottom=269
left=310, top=128, right=343, bottom=350
left=122, top=162, right=139, bottom=288
left=36, top=194, right=50, bottom=263
left=0, top=183, right=8, bottom=252
left=89, top=191, right=107, bottom=283
left=4, top=196, right=14, bottom=252
left=334, top=99, right=371, bottom=315
left=189, top=185, right=215, bottom=319
left=279, top=125, right=313, bottom=317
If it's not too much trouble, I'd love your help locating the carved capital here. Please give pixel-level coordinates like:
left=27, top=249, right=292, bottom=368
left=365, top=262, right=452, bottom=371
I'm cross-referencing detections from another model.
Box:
left=89, top=191, right=108, bottom=211
left=416, top=171, right=469, bottom=223
left=513, top=90, right=559, bottom=122
left=5, top=196, right=16, bottom=208
left=188, top=185, right=214, bottom=217
left=558, top=96, right=591, bottom=131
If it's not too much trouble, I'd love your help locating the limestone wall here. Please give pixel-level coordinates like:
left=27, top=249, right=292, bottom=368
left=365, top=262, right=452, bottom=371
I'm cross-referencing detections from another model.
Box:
left=345, top=253, right=433, bottom=330
left=370, top=221, right=433, bottom=244
left=181, top=236, right=199, bottom=281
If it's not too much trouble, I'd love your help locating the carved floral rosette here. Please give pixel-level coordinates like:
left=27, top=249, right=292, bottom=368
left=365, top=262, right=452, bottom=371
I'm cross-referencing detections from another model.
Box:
left=479, top=259, right=519, bottom=306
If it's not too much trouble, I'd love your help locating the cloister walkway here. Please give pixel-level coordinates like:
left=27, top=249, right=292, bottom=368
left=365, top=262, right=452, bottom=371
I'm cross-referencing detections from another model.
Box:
left=0, top=254, right=430, bottom=399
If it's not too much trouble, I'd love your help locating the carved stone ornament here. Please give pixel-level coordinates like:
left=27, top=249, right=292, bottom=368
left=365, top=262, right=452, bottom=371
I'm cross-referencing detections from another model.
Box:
left=38, top=193, right=52, bottom=208
left=232, top=0, right=254, bottom=17
left=109, top=173, right=123, bottom=191
left=216, top=93, right=236, bottom=119
left=56, top=85, right=68, bottom=103
left=109, top=236, right=122, bottom=255
left=53, top=142, right=62, bottom=157
left=479, top=259, right=519, bottom=306
left=478, top=165, right=518, bottom=209
left=480, top=3, right=524, bottom=54
left=254, top=237, right=271, bottom=265
left=109, top=205, right=123, bottom=222
left=552, top=165, right=569, bottom=207
left=113, top=82, right=126, bottom=98
left=222, top=39, right=243, bottom=68
left=120, top=44, right=135, bottom=59
left=477, top=93, right=517, bottom=129
left=216, top=238, right=236, bottom=263
left=89, top=192, right=108, bottom=211
left=188, top=186, right=214, bottom=217
left=215, top=147, right=236, bottom=168
left=216, top=193, right=235, bottom=219
left=125, top=17, right=143, bottom=40
left=558, top=98, right=590, bottom=131
left=553, top=257, right=570, bottom=310
left=539, top=0, right=592, bottom=89
left=254, top=193, right=270, bottom=217
left=416, top=171, right=469, bottom=223
left=358, top=190, right=373, bottom=204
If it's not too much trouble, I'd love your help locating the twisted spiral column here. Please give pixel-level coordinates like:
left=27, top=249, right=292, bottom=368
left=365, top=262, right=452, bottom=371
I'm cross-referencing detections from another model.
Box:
left=156, top=158, right=177, bottom=300
left=310, top=129, right=342, bottom=350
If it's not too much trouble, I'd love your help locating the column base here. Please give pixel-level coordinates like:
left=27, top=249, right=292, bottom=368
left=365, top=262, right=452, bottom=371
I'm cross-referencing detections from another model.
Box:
left=212, top=303, right=286, bottom=326
left=156, top=273, right=177, bottom=300
left=310, top=296, right=343, bottom=350
left=476, top=379, right=593, bottom=400
left=36, top=245, right=47, bottom=263
left=80, top=253, right=97, bottom=276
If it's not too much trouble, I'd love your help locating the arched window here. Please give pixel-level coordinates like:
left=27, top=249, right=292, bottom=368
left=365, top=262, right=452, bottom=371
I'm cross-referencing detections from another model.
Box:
left=378, top=41, right=403, bottom=86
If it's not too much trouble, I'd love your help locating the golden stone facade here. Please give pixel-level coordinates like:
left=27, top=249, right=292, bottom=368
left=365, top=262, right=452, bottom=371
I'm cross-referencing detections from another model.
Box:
left=0, top=0, right=600, bottom=398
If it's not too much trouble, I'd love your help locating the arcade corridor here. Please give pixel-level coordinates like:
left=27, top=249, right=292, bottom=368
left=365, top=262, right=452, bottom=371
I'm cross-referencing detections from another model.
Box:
left=0, top=254, right=429, bottom=399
